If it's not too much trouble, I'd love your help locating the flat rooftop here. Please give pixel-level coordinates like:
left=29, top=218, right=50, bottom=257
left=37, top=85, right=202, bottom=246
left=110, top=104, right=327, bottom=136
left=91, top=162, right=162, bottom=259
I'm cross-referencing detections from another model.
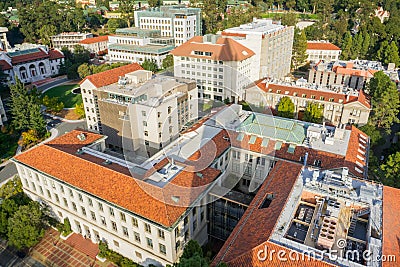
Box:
left=223, top=19, right=285, bottom=35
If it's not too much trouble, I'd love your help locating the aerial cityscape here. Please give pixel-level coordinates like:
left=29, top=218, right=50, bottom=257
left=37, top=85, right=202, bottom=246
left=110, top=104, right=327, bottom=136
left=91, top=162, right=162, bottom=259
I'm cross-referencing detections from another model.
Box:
left=0, top=0, right=399, bottom=267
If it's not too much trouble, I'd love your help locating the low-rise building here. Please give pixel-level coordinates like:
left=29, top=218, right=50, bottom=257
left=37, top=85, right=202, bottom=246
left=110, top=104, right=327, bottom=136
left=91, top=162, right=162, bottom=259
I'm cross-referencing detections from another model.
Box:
left=51, top=32, right=94, bottom=51
left=171, top=34, right=254, bottom=102
left=0, top=96, right=7, bottom=126
left=306, top=41, right=341, bottom=62
left=245, top=78, right=371, bottom=126
left=108, top=28, right=175, bottom=68
left=80, top=63, right=198, bottom=156
left=222, top=19, right=294, bottom=81
left=79, top=35, right=109, bottom=54
left=308, top=60, right=400, bottom=90
left=134, top=6, right=202, bottom=46
left=0, top=45, right=64, bottom=84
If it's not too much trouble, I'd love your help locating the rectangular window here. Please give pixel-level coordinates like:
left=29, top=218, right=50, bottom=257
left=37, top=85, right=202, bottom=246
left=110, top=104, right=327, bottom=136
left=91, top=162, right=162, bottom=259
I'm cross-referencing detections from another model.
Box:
left=91, top=211, right=96, bottom=221
left=63, top=198, right=68, bottom=207
left=100, top=216, right=106, bottom=225
left=146, top=237, right=153, bottom=249
left=78, top=193, right=83, bottom=202
left=54, top=193, right=60, bottom=203
left=132, top=217, right=138, bottom=227
left=201, top=210, right=204, bottom=221
left=134, top=232, right=141, bottom=242
left=159, top=244, right=166, bottom=255
left=88, top=198, right=93, bottom=207
left=122, top=226, right=129, bottom=237
left=109, top=207, right=114, bottom=216
left=98, top=202, right=103, bottom=212
left=120, top=212, right=126, bottom=222
left=111, top=221, right=117, bottom=231
left=72, top=202, right=77, bottom=211
left=145, top=223, right=151, bottom=233
left=69, top=189, right=73, bottom=197
left=113, top=240, right=119, bottom=247
left=81, top=207, right=86, bottom=216
left=46, top=189, right=51, bottom=199
left=158, top=229, right=165, bottom=239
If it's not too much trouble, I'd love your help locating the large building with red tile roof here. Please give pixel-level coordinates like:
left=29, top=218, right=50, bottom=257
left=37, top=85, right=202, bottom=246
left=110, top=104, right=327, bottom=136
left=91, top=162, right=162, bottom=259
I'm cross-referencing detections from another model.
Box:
left=0, top=45, right=64, bottom=84
left=16, top=104, right=400, bottom=267
left=308, top=60, right=400, bottom=90
left=306, top=41, right=342, bottom=62
left=171, top=34, right=255, bottom=103
left=78, top=35, right=109, bottom=54
left=245, top=78, right=371, bottom=126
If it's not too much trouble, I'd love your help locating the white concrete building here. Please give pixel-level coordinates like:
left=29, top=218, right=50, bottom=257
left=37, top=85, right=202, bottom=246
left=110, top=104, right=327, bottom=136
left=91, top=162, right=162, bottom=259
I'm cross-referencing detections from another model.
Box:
left=108, top=28, right=175, bottom=68
left=51, top=32, right=94, bottom=51
left=306, top=41, right=341, bottom=62
left=222, top=19, right=294, bottom=81
left=0, top=45, right=64, bottom=84
left=134, top=6, right=202, bottom=46
left=0, top=27, right=11, bottom=51
left=171, top=34, right=254, bottom=103
left=80, top=63, right=198, bottom=156
left=0, top=96, right=7, bottom=127
left=79, top=35, right=109, bottom=54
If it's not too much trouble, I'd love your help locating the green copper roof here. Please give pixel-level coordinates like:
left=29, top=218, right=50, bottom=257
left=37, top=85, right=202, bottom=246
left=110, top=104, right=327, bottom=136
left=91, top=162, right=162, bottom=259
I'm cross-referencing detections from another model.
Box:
left=237, top=113, right=306, bottom=145
left=7, top=48, right=41, bottom=57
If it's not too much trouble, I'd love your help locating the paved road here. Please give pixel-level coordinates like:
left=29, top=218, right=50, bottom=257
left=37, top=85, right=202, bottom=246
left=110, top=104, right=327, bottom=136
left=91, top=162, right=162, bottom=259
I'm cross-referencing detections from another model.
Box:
left=0, top=118, right=87, bottom=183
left=37, top=77, right=69, bottom=93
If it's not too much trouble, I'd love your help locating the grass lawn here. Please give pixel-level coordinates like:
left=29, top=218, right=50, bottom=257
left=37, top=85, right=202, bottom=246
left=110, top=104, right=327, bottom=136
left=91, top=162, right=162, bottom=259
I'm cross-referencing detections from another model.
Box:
left=0, top=131, right=19, bottom=162
left=42, top=84, right=82, bottom=108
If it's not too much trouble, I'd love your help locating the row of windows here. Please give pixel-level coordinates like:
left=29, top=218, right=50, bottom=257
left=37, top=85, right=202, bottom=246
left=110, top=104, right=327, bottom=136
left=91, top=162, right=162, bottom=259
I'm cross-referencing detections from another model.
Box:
left=20, top=168, right=168, bottom=243
left=179, top=57, right=223, bottom=64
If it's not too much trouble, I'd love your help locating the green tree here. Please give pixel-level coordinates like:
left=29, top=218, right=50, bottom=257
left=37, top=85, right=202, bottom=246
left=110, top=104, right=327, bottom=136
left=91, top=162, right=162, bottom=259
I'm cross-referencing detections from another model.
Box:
left=281, top=12, right=297, bottom=26
left=181, top=240, right=203, bottom=259
left=74, top=103, right=85, bottom=119
left=381, top=152, right=400, bottom=188
left=119, top=0, right=135, bottom=27
left=148, top=0, right=160, bottom=7
left=375, top=40, right=389, bottom=63
left=0, top=176, right=23, bottom=199
left=141, top=59, right=158, bottom=73
left=304, top=102, right=324, bottom=123
left=0, top=199, right=18, bottom=237
left=162, top=55, right=174, bottom=70
left=77, top=63, right=93, bottom=79
left=367, top=71, right=400, bottom=131
left=107, top=18, right=127, bottom=33
left=277, top=96, right=295, bottom=118
left=38, top=24, right=57, bottom=47
left=360, top=31, right=370, bottom=59
left=350, top=32, right=363, bottom=59
left=292, top=28, right=307, bottom=69
left=7, top=202, right=45, bottom=250
left=385, top=41, right=400, bottom=67
left=340, top=32, right=352, bottom=60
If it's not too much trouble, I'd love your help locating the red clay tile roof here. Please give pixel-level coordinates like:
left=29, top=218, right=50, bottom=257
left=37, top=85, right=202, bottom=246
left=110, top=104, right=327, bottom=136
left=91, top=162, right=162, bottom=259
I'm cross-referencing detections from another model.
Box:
left=48, top=49, right=65, bottom=60
left=382, top=186, right=400, bottom=267
left=221, top=31, right=247, bottom=38
left=213, top=161, right=303, bottom=264
left=255, top=81, right=371, bottom=109
left=227, top=125, right=368, bottom=179
left=333, top=65, right=377, bottom=78
left=170, top=36, right=255, bottom=61
left=9, top=49, right=49, bottom=64
left=80, top=63, right=143, bottom=88
left=79, top=35, right=109, bottom=44
left=226, top=241, right=336, bottom=267
left=0, top=60, right=12, bottom=70
left=307, top=42, right=341, bottom=51
left=13, top=129, right=227, bottom=227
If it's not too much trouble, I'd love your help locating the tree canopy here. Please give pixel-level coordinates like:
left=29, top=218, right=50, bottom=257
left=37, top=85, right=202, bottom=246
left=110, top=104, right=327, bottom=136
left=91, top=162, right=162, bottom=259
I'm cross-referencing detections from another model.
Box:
left=367, top=71, right=400, bottom=131
left=277, top=97, right=295, bottom=118
left=303, top=102, right=324, bottom=123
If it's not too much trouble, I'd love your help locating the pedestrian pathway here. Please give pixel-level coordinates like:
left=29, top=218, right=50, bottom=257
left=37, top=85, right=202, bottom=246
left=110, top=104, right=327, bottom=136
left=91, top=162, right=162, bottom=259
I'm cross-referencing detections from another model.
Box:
left=31, top=228, right=115, bottom=267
